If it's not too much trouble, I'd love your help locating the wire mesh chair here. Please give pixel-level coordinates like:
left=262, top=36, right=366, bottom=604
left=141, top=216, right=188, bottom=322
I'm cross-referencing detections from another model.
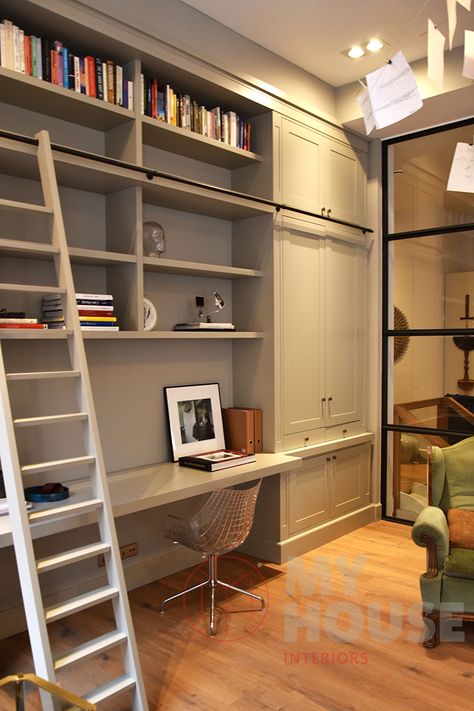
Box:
left=160, top=479, right=264, bottom=635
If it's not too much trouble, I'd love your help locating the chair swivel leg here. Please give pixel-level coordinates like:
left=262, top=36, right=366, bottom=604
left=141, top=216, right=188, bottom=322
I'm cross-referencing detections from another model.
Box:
left=209, top=553, right=218, bottom=636
left=160, top=579, right=208, bottom=613
left=217, top=579, right=265, bottom=609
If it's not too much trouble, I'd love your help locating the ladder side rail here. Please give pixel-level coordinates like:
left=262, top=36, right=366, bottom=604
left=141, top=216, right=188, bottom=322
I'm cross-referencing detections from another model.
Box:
left=0, top=346, right=55, bottom=682
left=35, top=131, right=149, bottom=711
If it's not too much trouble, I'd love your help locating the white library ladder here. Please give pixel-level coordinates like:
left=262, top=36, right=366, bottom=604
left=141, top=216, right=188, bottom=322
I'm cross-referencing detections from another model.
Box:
left=0, top=130, right=148, bottom=710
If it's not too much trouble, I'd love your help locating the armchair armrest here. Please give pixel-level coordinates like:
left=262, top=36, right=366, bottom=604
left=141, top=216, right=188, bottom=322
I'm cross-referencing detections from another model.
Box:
left=412, top=506, right=449, bottom=576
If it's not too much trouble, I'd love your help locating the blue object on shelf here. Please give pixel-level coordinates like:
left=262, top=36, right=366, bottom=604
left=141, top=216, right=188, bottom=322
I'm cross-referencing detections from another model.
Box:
left=24, top=485, right=70, bottom=502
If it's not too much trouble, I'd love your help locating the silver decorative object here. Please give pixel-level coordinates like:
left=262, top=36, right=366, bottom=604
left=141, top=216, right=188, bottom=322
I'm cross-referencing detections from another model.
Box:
left=143, top=221, right=166, bottom=257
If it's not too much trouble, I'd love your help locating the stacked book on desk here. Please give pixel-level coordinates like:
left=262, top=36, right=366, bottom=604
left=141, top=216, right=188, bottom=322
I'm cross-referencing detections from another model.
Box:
left=174, top=322, right=235, bottom=331
left=42, top=293, right=119, bottom=331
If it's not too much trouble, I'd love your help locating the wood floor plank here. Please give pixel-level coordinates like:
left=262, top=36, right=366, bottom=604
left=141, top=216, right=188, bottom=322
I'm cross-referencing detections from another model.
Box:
left=1, top=521, right=473, bottom=709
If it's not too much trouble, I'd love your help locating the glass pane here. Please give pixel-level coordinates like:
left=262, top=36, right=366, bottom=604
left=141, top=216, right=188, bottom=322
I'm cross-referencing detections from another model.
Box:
left=390, top=335, right=474, bottom=437
left=390, top=122, right=474, bottom=232
left=392, top=231, right=474, bottom=330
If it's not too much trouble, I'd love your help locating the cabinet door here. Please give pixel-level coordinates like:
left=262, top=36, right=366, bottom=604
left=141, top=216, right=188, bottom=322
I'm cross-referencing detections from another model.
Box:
left=324, top=139, right=367, bottom=226
left=324, top=236, right=365, bottom=427
left=281, top=225, right=325, bottom=435
left=330, top=444, right=371, bottom=517
left=281, top=119, right=324, bottom=213
left=288, top=455, right=330, bottom=535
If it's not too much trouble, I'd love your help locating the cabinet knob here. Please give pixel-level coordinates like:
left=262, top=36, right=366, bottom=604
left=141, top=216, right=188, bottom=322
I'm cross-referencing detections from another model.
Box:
left=332, top=455, right=337, bottom=460
left=321, top=207, right=326, bottom=214
left=321, top=397, right=326, bottom=402
left=328, top=396, right=332, bottom=402
left=327, top=208, right=332, bottom=216
left=326, top=457, right=331, bottom=462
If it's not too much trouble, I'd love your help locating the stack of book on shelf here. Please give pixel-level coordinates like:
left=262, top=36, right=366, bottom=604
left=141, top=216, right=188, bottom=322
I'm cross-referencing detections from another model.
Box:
left=0, top=498, right=32, bottom=516
left=0, top=17, right=133, bottom=109
left=0, top=311, right=47, bottom=330
left=42, top=293, right=119, bottom=331
left=174, top=322, right=235, bottom=331
left=141, top=74, right=251, bottom=151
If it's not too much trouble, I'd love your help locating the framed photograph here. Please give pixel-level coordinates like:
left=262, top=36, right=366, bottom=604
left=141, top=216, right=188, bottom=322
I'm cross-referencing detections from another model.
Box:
left=164, top=383, right=225, bottom=461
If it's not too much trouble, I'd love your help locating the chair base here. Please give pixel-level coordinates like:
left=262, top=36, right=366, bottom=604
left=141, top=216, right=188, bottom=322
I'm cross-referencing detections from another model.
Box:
left=160, top=553, right=265, bottom=636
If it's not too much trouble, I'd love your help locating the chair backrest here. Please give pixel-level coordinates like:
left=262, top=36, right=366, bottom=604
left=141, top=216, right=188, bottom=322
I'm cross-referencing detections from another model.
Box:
left=189, top=479, right=262, bottom=555
left=431, top=436, right=474, bottom=511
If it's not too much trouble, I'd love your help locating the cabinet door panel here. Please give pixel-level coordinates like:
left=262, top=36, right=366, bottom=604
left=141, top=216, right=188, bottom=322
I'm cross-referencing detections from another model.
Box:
left=281, top=120, right=323, bottom=212
left=288, top=456, right=330, bottom=534
left=325, top=237, right=364, bottom=427
left=331, top=444, right=371, bottom=516
left=326, top=142, right=367, bottom=225
left=282, top=228, right=325, bottom=435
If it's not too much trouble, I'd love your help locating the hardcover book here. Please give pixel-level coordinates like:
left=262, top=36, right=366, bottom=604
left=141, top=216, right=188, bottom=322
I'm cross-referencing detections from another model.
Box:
left=178, top=449, right=256, bottom=472
left=174, top=322, right=235, bottom=331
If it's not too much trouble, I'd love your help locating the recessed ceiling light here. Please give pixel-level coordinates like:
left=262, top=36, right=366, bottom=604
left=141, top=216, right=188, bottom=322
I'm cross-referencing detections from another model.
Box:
left=366, top=37, right=384, bottom=52
left=347, top=45, right=365, bottom=59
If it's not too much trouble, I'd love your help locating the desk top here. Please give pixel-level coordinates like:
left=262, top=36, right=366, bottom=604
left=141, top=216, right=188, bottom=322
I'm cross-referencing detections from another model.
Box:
left=0, top=453, right=301, bottom=548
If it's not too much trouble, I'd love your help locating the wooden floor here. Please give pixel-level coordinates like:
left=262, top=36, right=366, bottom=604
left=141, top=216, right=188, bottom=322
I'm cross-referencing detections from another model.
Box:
left=1, top=520, right=474, bottom=710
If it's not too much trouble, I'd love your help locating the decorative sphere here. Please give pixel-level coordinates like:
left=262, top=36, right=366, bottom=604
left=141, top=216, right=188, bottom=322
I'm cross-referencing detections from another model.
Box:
left=143, top=221, right=166, bottom=257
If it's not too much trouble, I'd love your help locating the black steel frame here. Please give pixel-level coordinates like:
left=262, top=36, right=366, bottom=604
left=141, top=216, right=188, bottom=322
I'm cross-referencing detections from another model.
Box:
left=381, top=117, right=474, bottom=522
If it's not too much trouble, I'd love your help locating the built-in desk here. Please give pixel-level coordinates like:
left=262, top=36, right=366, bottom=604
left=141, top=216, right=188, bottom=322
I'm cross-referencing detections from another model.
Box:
left=0, top=453, right=302, bottom=548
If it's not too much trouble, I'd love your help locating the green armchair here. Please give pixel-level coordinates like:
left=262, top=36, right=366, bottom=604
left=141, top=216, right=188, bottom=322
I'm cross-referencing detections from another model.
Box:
left=412, top=436, right=474, bottom=647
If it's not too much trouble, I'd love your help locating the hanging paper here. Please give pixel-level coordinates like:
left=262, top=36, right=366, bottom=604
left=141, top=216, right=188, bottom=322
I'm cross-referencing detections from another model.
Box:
left=365, top=51, right=423, bottom=130
left=447, top=142, right=474, bottom=193
left=427, top=19, right=446, bottom=87
left=356, top=88, right=375, bottom=135
left=447, top=0, right=471, bottom=50
left=463, top=30, right=474, bottom=79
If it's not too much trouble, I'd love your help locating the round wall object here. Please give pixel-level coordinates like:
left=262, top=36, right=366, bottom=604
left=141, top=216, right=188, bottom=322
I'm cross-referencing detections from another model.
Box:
left=144, top=298, right=158, bottom=331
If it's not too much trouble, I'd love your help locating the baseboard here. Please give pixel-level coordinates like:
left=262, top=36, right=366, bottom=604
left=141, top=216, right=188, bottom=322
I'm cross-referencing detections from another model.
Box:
left=0, top=546, right=202, bottom=640
left=243, top=504, right=379, bottom=565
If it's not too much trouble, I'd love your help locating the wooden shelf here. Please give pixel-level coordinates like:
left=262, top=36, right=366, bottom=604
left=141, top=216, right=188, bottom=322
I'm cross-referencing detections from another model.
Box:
left=82, top=330, right=263, bottom=340
left=142, top=257, right=262, bottom=278
left=0, top=330, right=72, bottom=339
left=68, top=247, right=136, bottom=266
left=0, top=67, right=134, bottom=131
left=142, top=116, right=262, bottom=169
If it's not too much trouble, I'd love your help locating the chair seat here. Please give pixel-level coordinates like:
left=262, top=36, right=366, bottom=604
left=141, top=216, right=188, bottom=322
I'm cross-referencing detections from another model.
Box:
left=444, top=547, right=474, bottom=579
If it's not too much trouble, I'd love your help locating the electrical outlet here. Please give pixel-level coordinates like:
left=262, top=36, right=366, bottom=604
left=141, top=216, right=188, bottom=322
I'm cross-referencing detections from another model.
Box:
left=98, top=542, right=138, bottom=567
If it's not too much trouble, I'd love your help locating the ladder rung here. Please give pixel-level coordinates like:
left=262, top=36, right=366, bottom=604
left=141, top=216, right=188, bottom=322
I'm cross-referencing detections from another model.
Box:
left=84, top=675, right=136, bottom=705
left=0, top=197, right=53, bottom=215
left=37, top=541, right=111, bottom=573
left=14, top=412, right=88, bottom=427
left=54, top=630, right=127, bottom=670
left=45, top=585, right=119, bottom=623
left=21, top=455, right=95, bottom=474
left=0, top=284, right=65, bottom=295
left=0, top=237, right=59, bottom=257
left=7, top=370, right=81, bottom=381
left=28, top=498, right=103, bottom=522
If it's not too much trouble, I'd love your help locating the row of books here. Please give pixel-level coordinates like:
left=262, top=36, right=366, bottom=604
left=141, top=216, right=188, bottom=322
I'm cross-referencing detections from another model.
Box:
left=0, top=18, right=133, bottom=109
left=42, top=293, right=119, bottom=331
left=141, top=76, right=252, bottom=151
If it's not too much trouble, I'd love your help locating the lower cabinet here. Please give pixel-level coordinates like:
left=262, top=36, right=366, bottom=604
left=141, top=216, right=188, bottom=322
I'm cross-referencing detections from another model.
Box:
left=288, top=443, right=371, bottom=536
left=243, top=441, right=373, bottom=563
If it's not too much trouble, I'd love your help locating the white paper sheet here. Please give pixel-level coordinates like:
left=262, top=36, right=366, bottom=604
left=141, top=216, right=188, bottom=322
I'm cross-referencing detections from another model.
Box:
left=463, top=29, right=474, bottom=79
left=447, top=142, right=474, bottom=193
left=427, top=19, right=446, bottom=87
left=447, top=0, right=472, bottom=50
left=356, top=88, right=375, bottom=135
left=365, top=51, right=423, bottom=130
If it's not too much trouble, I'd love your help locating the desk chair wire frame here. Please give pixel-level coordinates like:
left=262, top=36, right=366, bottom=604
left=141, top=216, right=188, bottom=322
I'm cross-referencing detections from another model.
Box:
left=160, top=480, right=264, bottom=635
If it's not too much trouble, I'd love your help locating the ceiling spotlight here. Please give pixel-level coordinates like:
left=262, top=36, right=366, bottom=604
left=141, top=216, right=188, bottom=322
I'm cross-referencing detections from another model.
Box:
left=347, top=45, right=365, bottom=59
left=366, top=37, right=384, bottom=52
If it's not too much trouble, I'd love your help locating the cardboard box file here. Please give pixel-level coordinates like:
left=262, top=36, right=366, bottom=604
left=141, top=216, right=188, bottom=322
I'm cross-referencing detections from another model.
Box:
left=222, top=407, right=262, bottom=453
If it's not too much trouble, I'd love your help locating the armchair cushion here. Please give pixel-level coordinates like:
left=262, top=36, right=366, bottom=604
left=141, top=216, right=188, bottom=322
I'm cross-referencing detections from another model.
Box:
left=439, top=438, right=474, bottom=510
left=447, top=508, right=474, bottom=549
left=444, top=547, right=474, bottom=579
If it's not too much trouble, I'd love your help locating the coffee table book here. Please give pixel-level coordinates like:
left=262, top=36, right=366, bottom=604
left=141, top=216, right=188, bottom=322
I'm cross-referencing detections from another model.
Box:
left=178, top=449, right=256, bottom=471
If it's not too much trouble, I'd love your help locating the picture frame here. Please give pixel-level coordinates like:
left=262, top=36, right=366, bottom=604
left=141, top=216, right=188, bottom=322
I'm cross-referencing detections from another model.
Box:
left=164, top=383, right=225, bottom=461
